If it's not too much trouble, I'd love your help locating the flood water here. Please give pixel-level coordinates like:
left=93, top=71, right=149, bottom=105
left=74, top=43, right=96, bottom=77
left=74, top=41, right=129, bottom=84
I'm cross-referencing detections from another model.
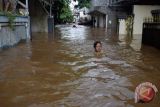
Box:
left=0, top=25, right=160, bottom=107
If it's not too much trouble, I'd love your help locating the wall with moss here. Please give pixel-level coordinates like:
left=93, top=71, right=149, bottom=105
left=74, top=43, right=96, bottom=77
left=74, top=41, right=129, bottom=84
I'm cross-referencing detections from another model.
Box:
left=0, top=16, right=30, bottom=48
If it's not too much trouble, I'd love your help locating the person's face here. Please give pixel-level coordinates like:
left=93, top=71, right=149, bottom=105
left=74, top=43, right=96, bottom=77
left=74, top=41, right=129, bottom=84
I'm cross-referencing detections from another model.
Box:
left=95, top=43, right=102, bottom=52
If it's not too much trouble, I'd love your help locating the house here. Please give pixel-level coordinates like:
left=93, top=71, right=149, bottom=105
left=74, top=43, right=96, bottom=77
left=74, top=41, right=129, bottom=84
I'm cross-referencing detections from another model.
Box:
left=89, top=0, right=160, bottom=36
left=88, top=0, right=109, bottom=28
left=71, top=0, right=91, bottom=24
left=88, top=0, right=123, bottom=36
left=108, top=0, right=160, bottom=35
left=0, top=0, right=55, bottom=48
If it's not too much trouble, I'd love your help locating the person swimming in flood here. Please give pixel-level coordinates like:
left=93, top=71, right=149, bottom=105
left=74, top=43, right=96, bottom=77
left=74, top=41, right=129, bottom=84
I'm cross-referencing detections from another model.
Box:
left=93, top=41, right=104, bottom=56
left=72, top=25, right=77, bottom=28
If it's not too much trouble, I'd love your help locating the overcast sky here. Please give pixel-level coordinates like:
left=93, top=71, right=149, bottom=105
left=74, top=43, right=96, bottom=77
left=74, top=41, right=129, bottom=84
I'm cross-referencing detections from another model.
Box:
left=69, top=0, right=78, bottom=11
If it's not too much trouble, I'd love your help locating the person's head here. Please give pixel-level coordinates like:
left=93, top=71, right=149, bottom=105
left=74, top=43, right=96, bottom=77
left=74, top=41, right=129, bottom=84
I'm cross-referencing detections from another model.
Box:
left=93, top=41, right=102, bottom=52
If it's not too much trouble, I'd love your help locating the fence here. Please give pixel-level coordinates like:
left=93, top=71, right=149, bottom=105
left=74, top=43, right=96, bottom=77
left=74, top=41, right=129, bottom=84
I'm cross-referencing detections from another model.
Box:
left=142, top=22, right=160, bottom=49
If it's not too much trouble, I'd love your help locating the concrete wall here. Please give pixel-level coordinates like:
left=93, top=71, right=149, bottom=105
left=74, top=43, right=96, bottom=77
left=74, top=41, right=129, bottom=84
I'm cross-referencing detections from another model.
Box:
left=0, top=16, right=29, bottom=48
left=119, top=19, right=126, bottom=35
left=99, top=15, right=105, bottom=28
left=133, top=5, right=160, bottom=34
left=94, top=15, right=106, bottom=28
left=0, top=26, right=26, bottom=47
left=94, top=14, right=107, bottom=28
left=30, top=14, right=48, bottom=32
left=107, top=13, right=118, bottom=36
left=99, top=15, right=103, bottom=27
left=29, top=1, right=48, bottom=32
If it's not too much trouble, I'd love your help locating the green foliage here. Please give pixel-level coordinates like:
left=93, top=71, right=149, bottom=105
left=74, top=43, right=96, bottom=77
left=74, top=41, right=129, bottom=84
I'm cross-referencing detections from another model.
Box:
left=0, top=11, right=4, bottom=15
left=53, top=0, right=91, bottom=23
left=60, top=6, right=73, bottom=23
left=77, top=0, right=91, bottom=8
left=59, top=0, right=73, bottom=23
left=5, top=12, right=16, bottom=30
left=125, top=15, right=134, bottom=36
left=53, top=0, right=73, bottom=23
left=0, top=11, right=23, bottom=30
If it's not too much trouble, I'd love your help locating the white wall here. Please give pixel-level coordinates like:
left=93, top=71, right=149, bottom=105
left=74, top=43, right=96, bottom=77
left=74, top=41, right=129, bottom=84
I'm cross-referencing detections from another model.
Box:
left=133, top=5, right=160, bottom=34
left=79, top=11, right=91, bottom=20
left=119, top=19, right=126, bottom=35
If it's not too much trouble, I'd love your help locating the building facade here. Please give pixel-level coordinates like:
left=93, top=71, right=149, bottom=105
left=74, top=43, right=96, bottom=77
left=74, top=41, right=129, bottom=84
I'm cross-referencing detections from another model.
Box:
left=88, top=0, right=109, bottom=28
left=89, top=0, right=160, bottom=36
left=109, top=0, right=160, bottom=35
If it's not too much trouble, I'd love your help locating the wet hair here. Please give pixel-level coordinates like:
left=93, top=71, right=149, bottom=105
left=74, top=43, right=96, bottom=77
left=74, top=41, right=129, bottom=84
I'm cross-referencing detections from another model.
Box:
left=93, top=41, right=102, bottom=52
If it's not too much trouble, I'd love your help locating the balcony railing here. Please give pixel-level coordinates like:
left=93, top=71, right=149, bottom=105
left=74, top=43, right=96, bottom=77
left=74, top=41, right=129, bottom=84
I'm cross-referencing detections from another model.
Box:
left=143, top=17, right=160, bottom=23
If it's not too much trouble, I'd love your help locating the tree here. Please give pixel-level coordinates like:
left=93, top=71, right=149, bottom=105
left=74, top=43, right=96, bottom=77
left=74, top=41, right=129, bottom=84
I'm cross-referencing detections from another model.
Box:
left=76, top=0, right=91, bottom=8
left=53, top=0, right=91, bottom=24
left=53, top=0, right=73, bottom=24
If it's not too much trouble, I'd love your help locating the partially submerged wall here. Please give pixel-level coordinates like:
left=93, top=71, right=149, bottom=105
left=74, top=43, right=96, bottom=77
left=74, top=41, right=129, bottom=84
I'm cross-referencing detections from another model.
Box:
left=0, top=16, right=30, bottom=48
left=133, top=5, right=160, bottom=35
left=29, top=1, right=48, bottom=32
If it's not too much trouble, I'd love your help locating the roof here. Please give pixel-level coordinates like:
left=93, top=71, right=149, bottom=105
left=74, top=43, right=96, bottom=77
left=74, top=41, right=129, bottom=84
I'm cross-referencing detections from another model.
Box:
left=88, top=6, right=108, bottom=15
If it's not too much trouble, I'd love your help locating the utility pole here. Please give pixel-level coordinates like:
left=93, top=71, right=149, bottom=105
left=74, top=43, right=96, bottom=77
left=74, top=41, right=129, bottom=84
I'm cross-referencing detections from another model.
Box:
left=25, top=0, right=31, bottom=39
left=49, top=0, right=52, bottom=17
left=25, top=0, right=29, bottom=15
left=48, top=0, right=54, bottom=33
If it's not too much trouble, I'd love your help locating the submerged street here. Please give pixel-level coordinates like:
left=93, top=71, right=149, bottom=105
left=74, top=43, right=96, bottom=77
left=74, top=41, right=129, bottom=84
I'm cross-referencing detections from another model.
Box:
left=0, top=25, right=160, bottom=107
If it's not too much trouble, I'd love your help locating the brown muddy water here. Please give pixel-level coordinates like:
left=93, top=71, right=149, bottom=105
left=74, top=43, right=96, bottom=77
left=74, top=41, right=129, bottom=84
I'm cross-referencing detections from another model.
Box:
left=0, top=25, right=160, bottom=107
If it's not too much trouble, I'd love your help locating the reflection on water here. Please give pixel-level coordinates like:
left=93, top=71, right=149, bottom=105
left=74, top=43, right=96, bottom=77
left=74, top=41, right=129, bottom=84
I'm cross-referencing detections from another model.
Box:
left=0, top=25, right=160, bottom=107
left=119, top=34, right=142, bottom=51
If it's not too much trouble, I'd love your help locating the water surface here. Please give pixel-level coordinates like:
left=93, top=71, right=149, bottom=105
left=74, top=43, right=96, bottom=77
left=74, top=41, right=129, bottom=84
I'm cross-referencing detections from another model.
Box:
left=0, top=25, right=160, bottom=107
